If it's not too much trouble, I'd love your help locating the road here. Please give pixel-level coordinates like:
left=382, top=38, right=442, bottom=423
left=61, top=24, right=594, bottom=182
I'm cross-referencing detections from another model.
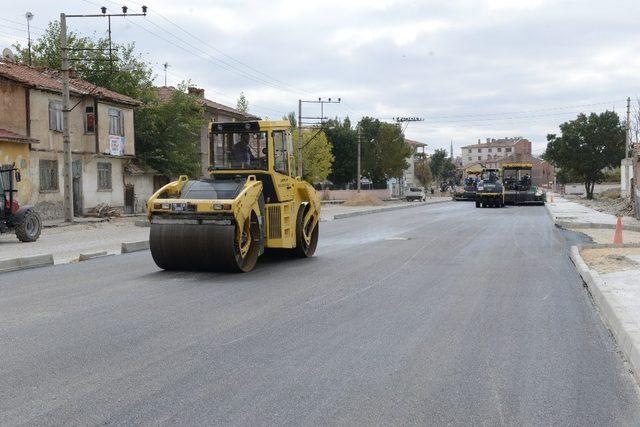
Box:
left=1, top=202, right=639, bottom=425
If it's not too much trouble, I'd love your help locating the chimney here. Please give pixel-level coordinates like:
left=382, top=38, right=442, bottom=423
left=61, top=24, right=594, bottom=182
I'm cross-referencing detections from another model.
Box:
left=188, top=86, right=205, bottom=98
left=486, top=137, right=490, bottom=144
left=477, top=138, right=481, bottom=144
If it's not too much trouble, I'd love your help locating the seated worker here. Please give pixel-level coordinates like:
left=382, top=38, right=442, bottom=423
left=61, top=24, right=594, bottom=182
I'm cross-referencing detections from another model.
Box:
left=231, top=134, right=255, bottom=168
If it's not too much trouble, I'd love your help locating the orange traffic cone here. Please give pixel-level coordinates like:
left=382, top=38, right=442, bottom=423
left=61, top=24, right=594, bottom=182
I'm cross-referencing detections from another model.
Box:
left=613, top=217, right=623, bottom=245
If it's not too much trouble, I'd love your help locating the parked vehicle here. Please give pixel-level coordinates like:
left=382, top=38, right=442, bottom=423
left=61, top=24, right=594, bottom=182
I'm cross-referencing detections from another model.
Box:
left=0, top=165, right=42, bottom=242
left=405, top=187, right=426, bottom=202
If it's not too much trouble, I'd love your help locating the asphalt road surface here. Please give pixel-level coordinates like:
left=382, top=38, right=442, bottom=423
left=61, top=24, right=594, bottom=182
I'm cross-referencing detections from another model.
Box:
left=1, top=202, right=639, bottom=425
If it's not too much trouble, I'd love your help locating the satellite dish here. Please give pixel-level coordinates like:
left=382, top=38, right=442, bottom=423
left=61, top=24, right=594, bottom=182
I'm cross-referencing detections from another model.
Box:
left=3, top=48, right=15, bottom=61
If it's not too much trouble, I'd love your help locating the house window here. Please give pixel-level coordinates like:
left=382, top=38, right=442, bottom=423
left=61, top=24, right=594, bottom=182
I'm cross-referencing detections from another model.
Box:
left=468, top=157, right=472, bottom=161
left=497, top=147, right=502, bottom=152
left=478, top=156, right=482, bottom=160
left=85, top=106, right=95, bottom=133
left=477, top=148, right=481, bottom=153
left=97, top=162, right=112, bottom=190
left=39, top=159, right=59, bottom=191
left=505, top=147, right=512, bottom=152
left=49, top=101, right=63, bottom=131
left=108, top=108, right=124, bottom=136
left=488, top=148, right=492, bottom=153
left=468, top=149, right=472, bottom=153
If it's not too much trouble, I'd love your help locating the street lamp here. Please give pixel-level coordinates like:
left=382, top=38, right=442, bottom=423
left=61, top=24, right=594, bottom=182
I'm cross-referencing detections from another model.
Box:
left=25, top=12, right=33, bottom=66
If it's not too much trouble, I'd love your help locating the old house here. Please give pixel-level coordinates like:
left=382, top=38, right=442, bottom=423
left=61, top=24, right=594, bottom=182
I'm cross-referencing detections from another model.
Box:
left=0, top=58, right=141, bottom=219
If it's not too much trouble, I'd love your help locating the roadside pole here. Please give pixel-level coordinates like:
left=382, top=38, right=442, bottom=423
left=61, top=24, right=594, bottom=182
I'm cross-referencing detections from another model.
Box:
left=357, top=126, right=361, bottom=193
left=60, top=13, right=73, bottom=222
left=297, top=99, right=302, bottom=177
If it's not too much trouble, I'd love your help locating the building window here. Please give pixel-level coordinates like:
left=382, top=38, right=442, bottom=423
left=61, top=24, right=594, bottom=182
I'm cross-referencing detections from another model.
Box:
left=505, top=147, right=512, bottom=152
left=497, top=147, right=502, bottom=152
left=39, top=159, right=59, bottom=191
left=85, top=106, right=95, bottom=133
left=49, top=101, right=63, bottom=132
left=478, top=156, right=482, bottom=160
left=477, top=148, right=481, bottom=153
left=97, top=162, right=112, bottom=190
left=468, top=157, right=472, bottom=161
left=488, top=148, right=492, bottom=153
left=108, top=108, right=124, bottom=136
left=468, top=149, right=472, bottom=153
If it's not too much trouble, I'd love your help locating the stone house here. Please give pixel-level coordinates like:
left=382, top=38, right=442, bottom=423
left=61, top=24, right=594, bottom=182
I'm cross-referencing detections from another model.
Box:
left=0, top=58, right=141, bottom=219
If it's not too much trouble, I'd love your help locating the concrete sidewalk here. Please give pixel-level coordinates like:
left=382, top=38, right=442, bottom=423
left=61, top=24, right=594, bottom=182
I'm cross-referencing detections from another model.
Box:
left=546, top=194, right=640, bottom=230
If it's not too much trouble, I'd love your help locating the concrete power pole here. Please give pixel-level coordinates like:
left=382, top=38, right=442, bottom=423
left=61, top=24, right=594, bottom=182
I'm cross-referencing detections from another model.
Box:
left=357, top=126, right=362, bottom=193
left=627, top=97, right=631, bottom=158
left=60, top=13, right=74, bottom=222
left=297, top=99, right=303, bottom=177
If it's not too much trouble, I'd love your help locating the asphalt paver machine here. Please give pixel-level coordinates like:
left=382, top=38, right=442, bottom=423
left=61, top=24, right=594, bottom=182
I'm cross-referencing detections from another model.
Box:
left=502, top=162, right=545, bottom=205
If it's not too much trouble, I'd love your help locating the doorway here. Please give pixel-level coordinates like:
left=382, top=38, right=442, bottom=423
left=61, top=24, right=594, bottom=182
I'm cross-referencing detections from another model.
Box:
left=124, top=184, right=134, bottom=214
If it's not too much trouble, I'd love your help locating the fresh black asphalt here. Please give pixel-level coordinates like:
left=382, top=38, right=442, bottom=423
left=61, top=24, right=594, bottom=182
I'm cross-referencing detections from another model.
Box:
left=1, top=202, right=638, bottom=425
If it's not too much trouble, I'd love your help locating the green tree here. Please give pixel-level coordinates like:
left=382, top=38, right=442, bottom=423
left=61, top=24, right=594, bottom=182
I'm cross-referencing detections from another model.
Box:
left=236, top=92, right=249, bottom=113
left=283, top=111, right=297, bottom=128
left=544, top=111, right=625, bottom=199
left=292, top=128, right=334, bottom=184
left=325, top=117, right=357, bottom=187
left=12, top=20, right=154, bottom=101
left=358, top=117, right=412, bottom=188
left=414, top=155, right=433, bottom=187
left=134, top=84, right=206, bottom=179
left=429, top=148, right=456, bottom=182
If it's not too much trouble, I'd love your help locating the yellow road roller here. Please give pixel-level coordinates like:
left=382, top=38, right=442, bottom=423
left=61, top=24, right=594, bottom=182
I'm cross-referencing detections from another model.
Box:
left=147, top=120, right=320, bottom=272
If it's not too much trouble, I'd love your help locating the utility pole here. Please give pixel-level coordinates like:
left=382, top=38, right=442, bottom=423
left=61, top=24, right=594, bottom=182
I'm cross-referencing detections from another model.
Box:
left=60, top=13, right=73, bottom=222
left=297, top=99, right=302, bottom=177
left=297, top=97, right=341, bottom=178
left=163, top=62, right=169, bottom=86
left=357, top=126, right=362, bottom=193
left=450, top=140, right=453, bottom=159
left=60, top=6, right=147, bottom=222
left=627, top=97, right=631, bottom=158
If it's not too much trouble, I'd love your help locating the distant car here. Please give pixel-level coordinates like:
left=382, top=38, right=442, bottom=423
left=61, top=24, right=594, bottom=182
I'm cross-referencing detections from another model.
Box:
left=405, top=187, right=426, bottom=202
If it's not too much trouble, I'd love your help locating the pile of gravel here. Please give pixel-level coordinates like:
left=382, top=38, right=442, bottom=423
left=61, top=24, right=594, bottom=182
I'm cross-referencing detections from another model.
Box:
left=569, top=193, right=634, bottom=217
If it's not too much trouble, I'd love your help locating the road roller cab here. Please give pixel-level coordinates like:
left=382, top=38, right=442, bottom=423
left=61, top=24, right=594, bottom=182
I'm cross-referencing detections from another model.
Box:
left=147, top=120, right=320, bottom=272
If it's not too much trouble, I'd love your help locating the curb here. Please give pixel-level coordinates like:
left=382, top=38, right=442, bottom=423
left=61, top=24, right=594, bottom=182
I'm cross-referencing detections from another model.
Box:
left=79, top=251, right=111, bottom=261
left=121, top=240, right=150, bottom=253
left=570, top=245, right=640, bottom=386
left=555, top=221, right=640, bottom=232
left=0, top=254, right=54, bottom=273
left=331, top=199, right=452, bottom=220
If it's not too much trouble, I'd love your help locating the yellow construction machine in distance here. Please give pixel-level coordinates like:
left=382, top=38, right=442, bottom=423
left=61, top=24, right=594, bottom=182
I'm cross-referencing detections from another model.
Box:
left=147, top=120, right=320, bottom=272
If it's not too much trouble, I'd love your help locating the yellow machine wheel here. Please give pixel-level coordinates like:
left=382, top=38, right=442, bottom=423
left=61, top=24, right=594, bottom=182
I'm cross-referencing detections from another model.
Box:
left=293, top=205, right=319, bottom=258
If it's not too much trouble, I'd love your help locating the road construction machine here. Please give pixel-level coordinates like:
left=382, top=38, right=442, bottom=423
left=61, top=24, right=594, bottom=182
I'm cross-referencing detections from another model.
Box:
left=475, top=168, right=505, bottom=208
left=1, top=165, right=42, bottom=242
left=502, top=162, right=545, bottom=205
left=147, top=120, right=320, bottom=272
left=453, top=172, right=480, bottom=201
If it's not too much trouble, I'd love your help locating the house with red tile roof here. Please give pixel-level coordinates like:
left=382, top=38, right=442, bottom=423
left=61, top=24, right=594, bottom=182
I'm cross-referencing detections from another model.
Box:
left=0, top=58, right=141, bottom=219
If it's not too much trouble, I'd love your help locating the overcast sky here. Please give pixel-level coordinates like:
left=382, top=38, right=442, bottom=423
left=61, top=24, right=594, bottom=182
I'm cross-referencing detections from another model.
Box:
left=1, top=0, right=639, bottom=155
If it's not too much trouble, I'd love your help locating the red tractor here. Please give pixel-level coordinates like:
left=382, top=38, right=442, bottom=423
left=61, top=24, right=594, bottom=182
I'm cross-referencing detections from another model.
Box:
left=1, top=165, right=42, bottom=242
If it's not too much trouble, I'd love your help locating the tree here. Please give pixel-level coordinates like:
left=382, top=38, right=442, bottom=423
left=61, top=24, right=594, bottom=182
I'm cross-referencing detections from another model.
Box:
left=544, top=111, right=625, bottom=199
left=292, top=128, right=334, bottom=184
left=283, top=111, right=297, bottom=128
left=414, top=155, right=433, bottom=187
left=12, top=20, right=154, bottom=101
left=325, top=117, right=358, bottom=187
left=236, top=92, right=249, bottom=113
left=134, top=84, right=206, bottom=179
left=358, top=117, right=412, bottom=188
left=429, top=148, right=456, bottom=182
